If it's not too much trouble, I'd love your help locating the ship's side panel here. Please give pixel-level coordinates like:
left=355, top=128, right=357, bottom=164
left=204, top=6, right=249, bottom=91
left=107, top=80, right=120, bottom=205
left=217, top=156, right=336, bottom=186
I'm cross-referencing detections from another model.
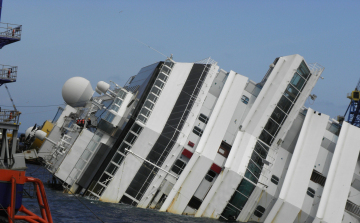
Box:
left=161, top=72, right=248, bottom=214
left=198, top=55, right=297, bottom=220
left=198, top=131, right=256, bottom=218
left=100, top=63, right=194, bottom=202
left=71, top=92, right=134, bottom=191
left=314, top=122, right=360, bottom=223
left=55, top=129, right=94, bottom=182
left=137, top=65, right=219, bottom=208
left=37, top=105, right=77, bottom=158
left=237, top=56, right=322, bottom=222
left=264, top=109, right=328, bottom=223
left=54, top=105, right=78, bottom=129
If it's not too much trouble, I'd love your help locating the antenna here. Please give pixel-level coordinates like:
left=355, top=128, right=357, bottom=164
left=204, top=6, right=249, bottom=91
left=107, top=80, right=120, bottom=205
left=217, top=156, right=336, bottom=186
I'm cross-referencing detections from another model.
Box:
left=109, top=80, right=120, bottom=88
left=133, top=38, right=173, bottom=61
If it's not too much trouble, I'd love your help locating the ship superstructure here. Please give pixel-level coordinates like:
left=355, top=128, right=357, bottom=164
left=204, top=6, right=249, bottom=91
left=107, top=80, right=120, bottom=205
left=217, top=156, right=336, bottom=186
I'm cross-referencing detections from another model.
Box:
left=33, top=54, right=360, bottom=223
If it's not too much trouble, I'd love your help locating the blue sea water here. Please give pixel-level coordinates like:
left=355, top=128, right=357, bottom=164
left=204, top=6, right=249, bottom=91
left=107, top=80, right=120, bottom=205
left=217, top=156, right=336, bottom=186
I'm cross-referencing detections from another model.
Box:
left=23, top=164, right=221, bottom=223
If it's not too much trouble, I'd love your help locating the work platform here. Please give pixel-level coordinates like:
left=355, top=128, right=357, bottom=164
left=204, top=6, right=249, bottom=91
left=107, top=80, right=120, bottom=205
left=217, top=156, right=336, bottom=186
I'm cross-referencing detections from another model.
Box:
left=0, top=109, right=20, bottom=130
left=0, top=22, right=21, bottom=49
left=0, top=64, right=17, bottom=85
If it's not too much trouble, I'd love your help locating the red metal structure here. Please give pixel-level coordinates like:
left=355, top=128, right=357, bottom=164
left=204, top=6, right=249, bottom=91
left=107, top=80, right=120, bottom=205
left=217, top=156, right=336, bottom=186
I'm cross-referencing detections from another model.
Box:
left=0, top=169, right=53, bottom=223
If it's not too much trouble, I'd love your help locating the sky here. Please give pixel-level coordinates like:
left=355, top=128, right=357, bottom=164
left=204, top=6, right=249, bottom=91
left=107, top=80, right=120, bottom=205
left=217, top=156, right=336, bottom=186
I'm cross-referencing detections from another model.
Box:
left=0, top=0, right=359, bottom=133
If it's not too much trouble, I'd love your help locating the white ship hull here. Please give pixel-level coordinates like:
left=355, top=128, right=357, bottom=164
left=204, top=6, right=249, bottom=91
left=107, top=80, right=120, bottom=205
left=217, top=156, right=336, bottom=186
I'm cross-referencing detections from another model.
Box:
left=35, top=55, right=360, bottom=223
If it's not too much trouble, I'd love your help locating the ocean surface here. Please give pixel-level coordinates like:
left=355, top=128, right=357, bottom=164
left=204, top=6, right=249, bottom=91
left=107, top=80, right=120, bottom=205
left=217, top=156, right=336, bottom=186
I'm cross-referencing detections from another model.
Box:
left=23, top=164, right=222, bottom=223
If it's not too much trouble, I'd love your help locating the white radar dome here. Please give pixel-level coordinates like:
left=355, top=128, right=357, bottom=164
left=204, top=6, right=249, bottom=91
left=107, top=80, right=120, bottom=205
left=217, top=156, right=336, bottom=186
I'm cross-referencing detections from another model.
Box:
left=25, top=126, right=37, bottom=139
left=96, top=81, right=110, bottom=94
left=62, top=77, right=94, bottom=107
left=35, top=130, right=47, bottom=141
left=95, top=86, right=102, bottom=95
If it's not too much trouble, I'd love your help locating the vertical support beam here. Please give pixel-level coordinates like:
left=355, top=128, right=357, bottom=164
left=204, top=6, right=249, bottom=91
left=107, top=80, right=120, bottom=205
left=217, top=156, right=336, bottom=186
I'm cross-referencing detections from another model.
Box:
left=0, top=0, right=3, bottom=22
left=313, top=122, right=360, bottom=223
left=0, top=128, right=6, bottom=167
left=265, top=109, right=328, bottom=223
left=10, top=129, right=18, bottom=165
left=4, top=130, right=10, bottom=165
left=160, top=72, right=248, bottom=214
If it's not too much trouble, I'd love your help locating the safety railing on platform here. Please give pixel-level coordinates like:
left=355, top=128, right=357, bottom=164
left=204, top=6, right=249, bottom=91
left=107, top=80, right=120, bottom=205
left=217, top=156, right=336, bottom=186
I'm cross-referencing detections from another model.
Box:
left=0, top=22, right=22, bottom=39
left=0, top=64, right=17, bottom=82
left=0, top=109, right=20, bottom=124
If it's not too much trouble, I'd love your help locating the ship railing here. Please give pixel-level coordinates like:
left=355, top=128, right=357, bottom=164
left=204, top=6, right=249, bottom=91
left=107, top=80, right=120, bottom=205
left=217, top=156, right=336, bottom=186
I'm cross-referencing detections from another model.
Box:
left=345, top=200, right=360, bottom=219
left=308, top=62, right=325, bottom=77
left=0, top=109, right=20, bottom=124
left=0, top=64, right=17, bottom=82
left=195, top=57, right=218, bottom=65
left=0, top=22, right=22, bottom=39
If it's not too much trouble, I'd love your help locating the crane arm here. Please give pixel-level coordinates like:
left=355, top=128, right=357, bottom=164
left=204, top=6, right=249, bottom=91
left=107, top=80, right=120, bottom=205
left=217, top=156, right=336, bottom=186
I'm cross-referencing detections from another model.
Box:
left=4, top=84, right=17, bottom=111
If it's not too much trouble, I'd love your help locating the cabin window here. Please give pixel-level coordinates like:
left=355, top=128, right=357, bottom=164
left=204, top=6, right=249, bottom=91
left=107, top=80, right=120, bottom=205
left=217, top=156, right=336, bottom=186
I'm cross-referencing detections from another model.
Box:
left=241, top=95, right=249, bottom=104
left=310, top=170, right=326, bottom=186
left=118, top=142, right=129, bottom=154
left=284, top=85, right=299, bottom=102
left=193, top=126, right=203, bottom=137
left=131, top=123, right=143, bottom=135
left=205, top=170, right=216, bottom=182
left=218, top=142, right=231, bottom=158
left=114, top=97, right=123, bottom=106
left=198, top=113, right=209, bottom=124
left=307, top=187, right=315, bottom=198
left=188, top=196, right=202, bottom=210
left=164, top=60, right=174, bottom=69
left=264, top=118, right=280, bottom=136
left=254, top=205, right=265, bottom=218
left=117, top=89, right=127, bottom=99
left=277, top=95, right=293, bottom=114
left=171, top=159, right=186, bottom=175
left=144, top=100, right=155, bottom=110
left=147, top=94, right=158, bottom=103
left=290, top=73, right=306, bottom=91
left=140, top=107, right=151, bottom=118
left=218, top=148, right=225, bottom=155
left=124, top=132, right=137, bottom=145
left=151, top=86, right=161, bottom=96
left=270, top=107, right=287, bottom=125
left=110, top=104, right=120, bottom=112
left=328, top=123, right=340, bottom=136
left=297, top=61, right=311, bottom=80
left=271, top=175, right=279, bottom=185
left=104, top=112, right=115, bottom=123
left=158, top=72, right=168, bottom=82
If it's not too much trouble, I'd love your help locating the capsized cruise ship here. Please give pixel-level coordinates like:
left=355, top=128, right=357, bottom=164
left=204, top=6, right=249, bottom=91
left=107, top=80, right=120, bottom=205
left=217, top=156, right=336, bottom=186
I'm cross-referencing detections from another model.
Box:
left=28, top=54, right=360, bottom=222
